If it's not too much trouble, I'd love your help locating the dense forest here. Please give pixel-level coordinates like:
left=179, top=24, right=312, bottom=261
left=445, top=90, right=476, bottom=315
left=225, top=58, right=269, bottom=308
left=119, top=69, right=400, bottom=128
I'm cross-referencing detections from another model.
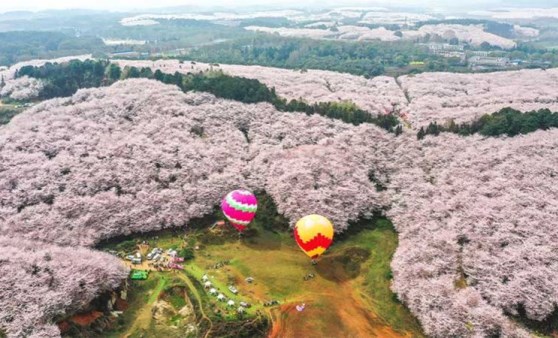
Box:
left=2, top=17, right=558, bottom=73
left=17, top=60, right=400, bottom=131
left=184, top=35, right=462, bottom=77
left=0, top=32, right=106, bottom=66
left=0, top=19, right=253, bottom=66
left=417, top=107, right=558, bottom=139
left=111, top=19, right=250, bottom=46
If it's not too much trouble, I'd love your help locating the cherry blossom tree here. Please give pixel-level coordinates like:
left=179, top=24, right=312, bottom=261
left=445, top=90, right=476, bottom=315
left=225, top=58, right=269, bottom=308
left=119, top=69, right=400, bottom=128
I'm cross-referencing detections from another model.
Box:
left=0, top=236, right=127, bottom=337
left=387, top=131, right=558, bottom=337
left=0, top=76, right=44, bottom=100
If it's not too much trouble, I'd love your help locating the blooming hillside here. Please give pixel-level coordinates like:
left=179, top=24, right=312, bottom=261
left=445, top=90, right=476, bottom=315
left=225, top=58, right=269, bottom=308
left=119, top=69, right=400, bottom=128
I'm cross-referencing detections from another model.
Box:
left=114, top=59, right=408, bottom=116
left=388, top=131, right=558, bottom=337
left=1, top=77, right=557, bottom=337
left=114, top=59, right=558, bottom=128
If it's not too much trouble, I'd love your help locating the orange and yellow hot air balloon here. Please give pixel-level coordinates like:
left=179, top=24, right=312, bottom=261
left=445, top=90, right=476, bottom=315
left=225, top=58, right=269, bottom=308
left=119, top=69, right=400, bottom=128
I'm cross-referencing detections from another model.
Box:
left=294, top=214, right=334, bottom=259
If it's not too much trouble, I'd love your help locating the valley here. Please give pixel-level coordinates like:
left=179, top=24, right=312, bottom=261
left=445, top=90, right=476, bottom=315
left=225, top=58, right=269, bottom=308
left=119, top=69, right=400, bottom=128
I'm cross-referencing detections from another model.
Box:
left=95, top=206, right=423, bottom=337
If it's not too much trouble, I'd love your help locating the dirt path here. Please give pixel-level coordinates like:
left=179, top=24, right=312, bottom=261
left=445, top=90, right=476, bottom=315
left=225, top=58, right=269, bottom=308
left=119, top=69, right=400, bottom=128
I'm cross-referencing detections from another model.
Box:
left=267, top=279, right=409, bottom=338
left=174, top=273, right=213, bottom=338
left=122, top=276, right=167, bottom=338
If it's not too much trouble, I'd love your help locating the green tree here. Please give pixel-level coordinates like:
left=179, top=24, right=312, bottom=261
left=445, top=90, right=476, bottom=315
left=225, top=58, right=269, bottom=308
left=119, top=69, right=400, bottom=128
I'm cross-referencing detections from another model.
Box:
left=106, top=64, right=121, bottom=82
left=417, top=127, right=426, bottom=140
left=179, top=247, right=195, bottom=260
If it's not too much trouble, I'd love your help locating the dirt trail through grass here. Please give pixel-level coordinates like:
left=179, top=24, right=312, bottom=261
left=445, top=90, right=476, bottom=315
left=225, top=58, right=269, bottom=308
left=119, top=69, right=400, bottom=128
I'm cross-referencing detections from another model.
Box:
left=266, top=274, right=409, bottom=338
left=174, top=273, right=214, bottom=338
left=122, top=275, right=167, bottom=338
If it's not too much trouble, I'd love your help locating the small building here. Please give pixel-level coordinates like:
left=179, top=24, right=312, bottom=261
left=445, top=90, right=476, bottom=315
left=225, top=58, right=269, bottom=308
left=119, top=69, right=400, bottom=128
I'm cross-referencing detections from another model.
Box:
left=469, top=50, right=490, bottom=57
left=228, top=286, right=238, bottom=294
left=131, top=258, right=141, bottom=265
left=468, top=56, right=510, bottom=67
left=227, top=300, right=235, bottom=307
left=427, top=43, right=465, bottom=52
left=239, top=301, right=251, bottom=308
left=209, top=288, right=218, bottom=295
left=245, top=277, right=254, bottom=283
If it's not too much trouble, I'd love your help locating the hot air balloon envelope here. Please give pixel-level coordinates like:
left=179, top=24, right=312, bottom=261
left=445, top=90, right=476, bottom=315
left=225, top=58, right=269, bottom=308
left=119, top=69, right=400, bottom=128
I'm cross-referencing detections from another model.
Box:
left=294, top=214, right=334, bottom=259
left=221, top=190, right=257, bottom=232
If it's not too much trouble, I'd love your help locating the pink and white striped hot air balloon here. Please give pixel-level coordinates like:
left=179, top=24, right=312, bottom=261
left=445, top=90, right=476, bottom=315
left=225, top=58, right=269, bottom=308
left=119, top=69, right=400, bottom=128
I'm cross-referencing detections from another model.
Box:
left=221, top=190, right=258, bottom=232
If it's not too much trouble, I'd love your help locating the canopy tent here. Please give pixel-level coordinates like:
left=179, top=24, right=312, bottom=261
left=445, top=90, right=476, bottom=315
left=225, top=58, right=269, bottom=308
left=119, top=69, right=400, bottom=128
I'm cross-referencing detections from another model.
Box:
left=130, top=270, right=149, bottom=280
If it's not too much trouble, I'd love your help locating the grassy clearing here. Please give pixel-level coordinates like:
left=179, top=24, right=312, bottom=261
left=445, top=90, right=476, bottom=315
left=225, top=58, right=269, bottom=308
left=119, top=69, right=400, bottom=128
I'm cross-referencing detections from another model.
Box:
left=103, top=274, right=165, bottom=338
left=100, top=211, right=423, bottom=337
left=350, top=219, right=424, bottom=335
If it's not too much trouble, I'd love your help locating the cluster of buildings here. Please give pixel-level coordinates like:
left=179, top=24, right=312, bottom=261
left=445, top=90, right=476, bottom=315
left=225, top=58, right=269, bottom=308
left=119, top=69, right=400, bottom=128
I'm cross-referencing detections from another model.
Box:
left=468, top=56, right=512, bottom=70
left=426, top=43, right=467, bottom=62
left=425, top=43, right=523, bottom=70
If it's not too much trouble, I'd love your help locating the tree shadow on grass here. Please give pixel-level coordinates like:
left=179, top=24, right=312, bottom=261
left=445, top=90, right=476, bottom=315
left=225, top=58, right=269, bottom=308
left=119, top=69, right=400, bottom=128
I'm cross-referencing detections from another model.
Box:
left=314, top=247, right=370, bottom=283
left=240, top=228, right=283, bottom=251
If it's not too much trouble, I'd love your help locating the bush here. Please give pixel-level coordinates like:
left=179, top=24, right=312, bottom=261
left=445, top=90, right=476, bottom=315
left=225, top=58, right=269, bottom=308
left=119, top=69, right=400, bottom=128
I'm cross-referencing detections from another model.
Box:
left=115, top=240, right=137, bottom=253
left=179, top=247, right=195, bottom=260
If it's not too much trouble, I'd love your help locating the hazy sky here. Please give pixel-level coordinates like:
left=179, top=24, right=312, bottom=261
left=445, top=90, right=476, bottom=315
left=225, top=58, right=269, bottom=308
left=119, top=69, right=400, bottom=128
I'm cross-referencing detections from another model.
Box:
left=0, top=0, right=555, bottom=12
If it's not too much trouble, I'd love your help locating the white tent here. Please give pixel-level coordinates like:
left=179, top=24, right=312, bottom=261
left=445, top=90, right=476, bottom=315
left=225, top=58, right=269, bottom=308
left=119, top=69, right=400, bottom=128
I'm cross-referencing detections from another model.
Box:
left=202, top=274, right=209, bottom=282
left=237, top=306, right=245, bottom=313
left=217, top=293, right=226, bottom=301
left=204, top=281, right=212, bottom=288
left=227, top=300, right=235, bottom=307
left=209, top=288, right=217, bottom=295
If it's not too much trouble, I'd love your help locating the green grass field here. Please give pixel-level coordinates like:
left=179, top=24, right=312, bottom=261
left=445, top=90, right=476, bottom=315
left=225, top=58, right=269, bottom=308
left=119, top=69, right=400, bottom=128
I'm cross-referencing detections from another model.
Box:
left=99, top=214, right=424, bottom=337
